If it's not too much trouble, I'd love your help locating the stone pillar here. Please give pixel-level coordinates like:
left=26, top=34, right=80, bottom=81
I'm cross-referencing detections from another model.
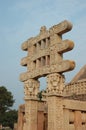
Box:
left=25, top=99, right=38, bottom=130
left=37, top=111, right=44, bottom=130
left=17, top=106, right=24, bottom=130
left=24, top=79, right=40, bottom=130
left=74, top=111, right=82, bottom=130
left=46, top=73, right=65, bottom=130
left=64, top=109, right=70, bottom=130
left=14, top=123, right=17, bottom=130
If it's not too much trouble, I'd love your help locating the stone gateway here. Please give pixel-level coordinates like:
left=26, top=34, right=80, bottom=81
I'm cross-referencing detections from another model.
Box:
left=16, top=20, right=86, bottom=130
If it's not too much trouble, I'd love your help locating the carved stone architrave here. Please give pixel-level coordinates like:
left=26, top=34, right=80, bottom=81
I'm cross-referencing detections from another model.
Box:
left=46, top=73, right=65, bottom=95
left=24, top=79, right=40, bottom=99
left=20, top=20, right=75, bottom=82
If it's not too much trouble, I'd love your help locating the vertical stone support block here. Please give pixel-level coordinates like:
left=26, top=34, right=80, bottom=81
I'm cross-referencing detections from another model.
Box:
left=74, top=111, right=82, bottom=130
left=14, top=123, right=17, bottom=130
left=37, top=111, right=44, bottom=130
left=64, top=109, right=69, bottom=130
left=47, top=73, right=65, bottom=130
left=17, top=109, right=24, bottom=130
left=23, top=122, right=26, bottom=130
left=25, top=99, right=38, bottom=130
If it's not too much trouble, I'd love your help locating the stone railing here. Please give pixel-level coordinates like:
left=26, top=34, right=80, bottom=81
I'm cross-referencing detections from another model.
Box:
left=63, top=79, right=86, bottom=96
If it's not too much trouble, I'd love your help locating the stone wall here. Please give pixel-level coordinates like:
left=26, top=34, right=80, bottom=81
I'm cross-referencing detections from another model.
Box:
left=17, top=101, right=48, bottom=130
left=63, top=99, right=86, bottom=130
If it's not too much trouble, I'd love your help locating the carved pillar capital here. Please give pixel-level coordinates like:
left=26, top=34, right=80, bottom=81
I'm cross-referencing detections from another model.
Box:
left=24, top=79, right=40, bottom=99
left=46, top=73, right=65, bottom=95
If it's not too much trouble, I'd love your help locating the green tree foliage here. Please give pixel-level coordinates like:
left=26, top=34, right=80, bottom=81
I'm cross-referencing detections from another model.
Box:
left=37, top=91, right=42, bottom=101
left=1, top=110, right=18, bottom=129
left=0, top=86, right=14, bottom=114
left=37, top=90, right=46, bottom=101
left=0, top=86, right=18, bottom=129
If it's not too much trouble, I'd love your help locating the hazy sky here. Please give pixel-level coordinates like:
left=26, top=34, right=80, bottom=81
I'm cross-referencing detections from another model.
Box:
left=0, top=0, right=86, bottom=109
